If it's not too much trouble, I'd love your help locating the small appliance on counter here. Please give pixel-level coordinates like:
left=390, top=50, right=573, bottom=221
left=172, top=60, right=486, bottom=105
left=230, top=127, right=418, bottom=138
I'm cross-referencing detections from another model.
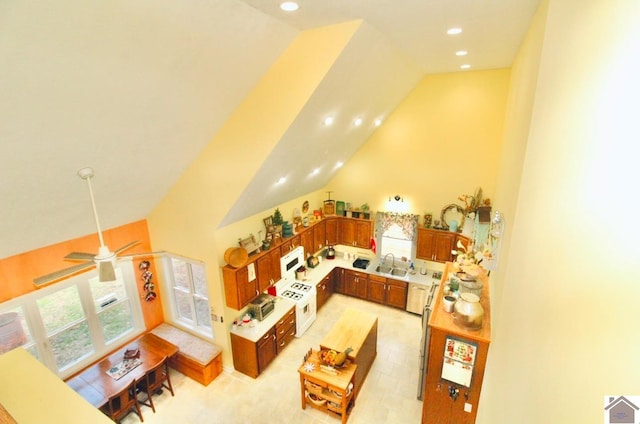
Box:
left=326, top=246, right=336, bottom=260
left=247, top=293, right=275, bottom=321
left=352, top=258, right=370, bottom=270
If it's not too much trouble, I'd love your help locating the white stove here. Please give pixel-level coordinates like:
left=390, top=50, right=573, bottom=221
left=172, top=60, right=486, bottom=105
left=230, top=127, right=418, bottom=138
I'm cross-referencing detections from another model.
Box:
left=277, top=247, right=317, bottom=337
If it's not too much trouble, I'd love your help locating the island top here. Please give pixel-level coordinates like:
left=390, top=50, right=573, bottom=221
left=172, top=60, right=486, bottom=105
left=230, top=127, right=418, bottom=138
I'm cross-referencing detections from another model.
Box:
left=320, top=308, right=378, bottom=359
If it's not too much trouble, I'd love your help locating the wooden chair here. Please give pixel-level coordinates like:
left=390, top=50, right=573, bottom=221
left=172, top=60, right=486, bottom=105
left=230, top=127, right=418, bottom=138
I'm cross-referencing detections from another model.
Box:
left=136, top=356, right=174, bottom=413
left=99, top=379, right=143, bottom=423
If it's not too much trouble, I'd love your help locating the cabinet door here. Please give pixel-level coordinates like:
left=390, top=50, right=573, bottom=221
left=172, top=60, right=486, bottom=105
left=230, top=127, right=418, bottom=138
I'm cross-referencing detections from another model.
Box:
left=416, top=228, right=436, bottom=260
left=339, top=219, right=356, bottom=245
left=256, top=255, right=272, bottom=292
left=300, top=230, right=313, bottom=257
left=367, top=276, right=386, bottom=304
left=223, top=265, right=258, bottom=310
left=280, top=235, right=301, bottom=256
left=269, top=248, right=281, bottom=283
left=334, top=268, right=346, bottom=294
left=325, top=218, right=338, bottom=246
left=345, top=270, right=367, bottom=299
left=355, top=220, right=372, bottom=248
left=316, top=273, right=333, bottom=311
left=257, top=329, right=277, bottom=374
left=313, top=221, right=326, bottom=252
left=241, top=267, right=259, bottom=306
left=386, top=279, right=408, bottom=309
left=434, top=232, right=456, bottom=262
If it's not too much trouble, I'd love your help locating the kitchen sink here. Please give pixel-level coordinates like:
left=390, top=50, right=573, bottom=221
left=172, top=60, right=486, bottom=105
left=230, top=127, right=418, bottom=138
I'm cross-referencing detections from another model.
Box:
left=374, top=264, right=408, bottom=277
left=390, top=268, right=407, bottom=277
left=375, top=265, right=392, bottom=273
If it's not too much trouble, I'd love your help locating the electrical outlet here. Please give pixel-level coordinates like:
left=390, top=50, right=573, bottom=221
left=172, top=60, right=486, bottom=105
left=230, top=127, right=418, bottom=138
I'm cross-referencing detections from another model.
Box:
left=464, top=403, right=472, bottom=413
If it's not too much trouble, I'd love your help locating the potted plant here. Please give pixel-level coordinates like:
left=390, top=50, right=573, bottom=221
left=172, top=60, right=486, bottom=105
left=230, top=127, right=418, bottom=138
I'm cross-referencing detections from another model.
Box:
left=361, top=203, right=370, bottom=219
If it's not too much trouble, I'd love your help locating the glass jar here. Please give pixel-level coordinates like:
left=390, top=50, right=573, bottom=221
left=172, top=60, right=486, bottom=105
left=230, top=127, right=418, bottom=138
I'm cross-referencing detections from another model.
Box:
left=452, top=293, right=484, bottom=330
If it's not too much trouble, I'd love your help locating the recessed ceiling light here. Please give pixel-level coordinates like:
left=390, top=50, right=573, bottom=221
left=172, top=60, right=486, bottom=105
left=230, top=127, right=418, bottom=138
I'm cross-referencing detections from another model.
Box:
left=324, top=116, right=334, bottom=126
left=447, top=28, right=462, bottom=35
left=335, top=161, right=344, bottom=169
left=461, top=64, right=471, bottom=70
left=280, top=2, right=299, bottom=12
left=277, top=176, right=286, bottom=184
left=354, top=117, right=363, bottom=127
left=374, top=118, right=382, bottom=127
left=455, top=50, right=468, bottom=56
left=311, top=168, right=320, bottom=176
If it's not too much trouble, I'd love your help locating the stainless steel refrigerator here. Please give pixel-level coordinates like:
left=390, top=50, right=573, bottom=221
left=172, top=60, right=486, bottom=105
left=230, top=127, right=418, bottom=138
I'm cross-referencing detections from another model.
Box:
left=417, top=283, right=438, bottom=400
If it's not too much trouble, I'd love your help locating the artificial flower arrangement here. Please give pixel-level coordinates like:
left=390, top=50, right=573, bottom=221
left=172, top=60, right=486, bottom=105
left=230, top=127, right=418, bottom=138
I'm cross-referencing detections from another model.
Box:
left=451, top=240, right=493, bottom=276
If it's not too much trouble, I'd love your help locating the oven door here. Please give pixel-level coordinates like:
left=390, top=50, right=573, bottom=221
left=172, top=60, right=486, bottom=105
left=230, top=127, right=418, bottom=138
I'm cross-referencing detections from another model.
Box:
left=295, top=295, right=317, bottom=337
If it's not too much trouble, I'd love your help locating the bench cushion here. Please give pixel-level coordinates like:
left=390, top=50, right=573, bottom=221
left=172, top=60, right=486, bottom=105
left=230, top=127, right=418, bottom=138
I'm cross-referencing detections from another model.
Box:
left=151, top=323, right=221, bottom=366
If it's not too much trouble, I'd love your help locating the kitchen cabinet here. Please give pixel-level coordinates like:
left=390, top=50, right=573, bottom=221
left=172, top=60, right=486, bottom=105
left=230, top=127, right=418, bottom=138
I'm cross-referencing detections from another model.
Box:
left=222, top=265, right=258, bottom=310
left=339, top=218, right=372, bottom=248
left=231, top=306, right=296, bottom=379
left=366, top=275, right=407, bottom=309
left=417, top=228, right=456, bottom=263
left=300, top=229, right=313, bottom=257
left=275, top=307, right=296, bottom=354
left=325, top=217, right=339, bottom=246
left=256, top=249, right=281, bottom=293
left=422, top=263, right=491, bottom=424
left=280, top=234, right=301, bottom=256
left=316, top=272, right=334, bottom=311
left=334, top=268, right=345, bottom=294
left=313, top=220, right=326, bottom=252
left=344, top=270, right=367, bottom=299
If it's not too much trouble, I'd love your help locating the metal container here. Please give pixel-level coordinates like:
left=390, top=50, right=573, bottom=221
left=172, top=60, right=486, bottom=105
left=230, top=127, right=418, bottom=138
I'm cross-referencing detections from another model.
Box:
left=459, top=279, right=483, bottom=298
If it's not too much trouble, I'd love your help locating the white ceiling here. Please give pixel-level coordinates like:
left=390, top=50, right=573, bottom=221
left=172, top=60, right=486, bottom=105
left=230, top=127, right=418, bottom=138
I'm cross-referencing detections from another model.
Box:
left=0, top=0, right=540, bottom=259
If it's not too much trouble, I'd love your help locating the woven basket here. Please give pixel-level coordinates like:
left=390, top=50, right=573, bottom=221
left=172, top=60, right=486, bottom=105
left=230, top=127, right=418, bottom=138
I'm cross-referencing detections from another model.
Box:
left=224, top=247, right=248, bottom=268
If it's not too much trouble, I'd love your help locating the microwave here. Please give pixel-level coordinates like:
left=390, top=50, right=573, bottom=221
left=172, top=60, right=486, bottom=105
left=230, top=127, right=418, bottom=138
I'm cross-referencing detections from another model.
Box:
left=248, top=294, right=275, bottom=321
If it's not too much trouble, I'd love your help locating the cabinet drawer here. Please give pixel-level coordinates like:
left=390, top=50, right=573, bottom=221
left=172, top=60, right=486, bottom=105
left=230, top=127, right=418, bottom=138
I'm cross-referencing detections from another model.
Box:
left=276, top=307, right=296, bottom=331
left=276, top=323, right=296, bottom=354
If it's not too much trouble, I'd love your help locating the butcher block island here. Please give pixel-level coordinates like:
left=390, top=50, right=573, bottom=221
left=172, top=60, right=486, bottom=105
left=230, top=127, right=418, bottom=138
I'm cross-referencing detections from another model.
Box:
left=299, top=308, right=377, bottom=422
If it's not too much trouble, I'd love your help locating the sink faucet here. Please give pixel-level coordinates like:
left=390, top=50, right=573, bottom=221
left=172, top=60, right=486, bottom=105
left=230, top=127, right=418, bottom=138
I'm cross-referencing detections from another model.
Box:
left=383, top=253, right=395, bottom=268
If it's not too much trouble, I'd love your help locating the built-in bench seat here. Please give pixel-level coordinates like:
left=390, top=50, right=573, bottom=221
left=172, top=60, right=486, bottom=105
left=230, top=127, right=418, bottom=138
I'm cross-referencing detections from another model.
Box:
left=150, top=323, right=222, bottom=386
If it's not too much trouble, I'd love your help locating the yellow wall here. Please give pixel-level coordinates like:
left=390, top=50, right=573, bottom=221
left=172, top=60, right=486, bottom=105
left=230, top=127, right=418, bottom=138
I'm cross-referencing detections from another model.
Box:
left=147, top=22, right=362, bottom=369
left=328, top=69, right=510, bottom=219
left=479, top=0, right=640, bottom=422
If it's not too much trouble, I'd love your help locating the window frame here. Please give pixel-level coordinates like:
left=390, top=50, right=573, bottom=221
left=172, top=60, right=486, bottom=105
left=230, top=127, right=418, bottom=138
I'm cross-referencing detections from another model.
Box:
left=0, top=260, right=144, bottom=379
left=159, top=253, right=213, bottom=339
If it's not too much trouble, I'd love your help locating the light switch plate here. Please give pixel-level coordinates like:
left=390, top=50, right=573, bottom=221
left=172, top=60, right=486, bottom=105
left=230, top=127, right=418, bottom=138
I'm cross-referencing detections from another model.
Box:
left=464, top=403, right=473, bottom=413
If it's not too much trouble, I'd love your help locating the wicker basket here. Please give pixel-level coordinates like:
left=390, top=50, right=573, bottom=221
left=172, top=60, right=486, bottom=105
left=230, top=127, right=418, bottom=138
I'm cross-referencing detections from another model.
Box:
left=224, top=247, right=248, bottom=268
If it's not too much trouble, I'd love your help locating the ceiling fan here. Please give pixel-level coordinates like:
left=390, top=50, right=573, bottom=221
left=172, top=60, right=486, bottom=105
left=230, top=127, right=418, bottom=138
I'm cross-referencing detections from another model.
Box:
left=33, top=167, right=142, bottom=287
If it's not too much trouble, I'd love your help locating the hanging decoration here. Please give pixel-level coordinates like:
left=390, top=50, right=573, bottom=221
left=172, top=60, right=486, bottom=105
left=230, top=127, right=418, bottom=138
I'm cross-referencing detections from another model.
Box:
left=139, top=260, right=156, bottom=302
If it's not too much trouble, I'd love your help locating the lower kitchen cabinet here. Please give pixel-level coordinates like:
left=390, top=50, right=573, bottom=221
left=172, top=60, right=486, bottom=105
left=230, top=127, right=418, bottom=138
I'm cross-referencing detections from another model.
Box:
left=231, top=306, right=296, bottom=378
left=316, top=272, right=334, bottom=311
left=334, top=268, right=346, bottom=294
left=366, top=275, right=408, bottom=309
left=344, top=269, right=368, bottom=299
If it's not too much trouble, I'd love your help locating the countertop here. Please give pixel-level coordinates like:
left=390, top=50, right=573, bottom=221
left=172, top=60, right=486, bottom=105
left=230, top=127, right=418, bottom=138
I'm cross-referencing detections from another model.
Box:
left=320, top=307, right=378, bottom=358
left=229, top=251, right=440, bottom=343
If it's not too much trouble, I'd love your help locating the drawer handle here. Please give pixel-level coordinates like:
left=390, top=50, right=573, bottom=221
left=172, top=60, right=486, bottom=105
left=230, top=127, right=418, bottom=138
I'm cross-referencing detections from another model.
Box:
left=263, top=334, right=270, bottom=340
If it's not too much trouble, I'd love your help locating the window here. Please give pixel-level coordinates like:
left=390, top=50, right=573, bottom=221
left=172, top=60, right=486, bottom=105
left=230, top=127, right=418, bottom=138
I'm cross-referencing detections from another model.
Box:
left=0, top=262, right=143, bottom=378
left=162, top=254, right=212, bottom=338
left=380, top=223, right=414, bottom=262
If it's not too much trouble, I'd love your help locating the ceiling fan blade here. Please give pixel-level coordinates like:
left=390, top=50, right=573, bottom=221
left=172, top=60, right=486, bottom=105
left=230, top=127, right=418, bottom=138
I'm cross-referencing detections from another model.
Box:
left=120, top=250, right=165, bottom=259
left=34, top=262, right=96, bottom=287
left=114, top=241, right=140, bottom=255
left=98, top=261, right=116, bottom=282
left=64, top=252, right=96, bottom=261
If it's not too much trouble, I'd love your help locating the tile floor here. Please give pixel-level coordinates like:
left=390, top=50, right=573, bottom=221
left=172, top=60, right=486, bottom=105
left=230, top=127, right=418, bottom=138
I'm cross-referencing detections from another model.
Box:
left=122, top=293, right=424, bottom=424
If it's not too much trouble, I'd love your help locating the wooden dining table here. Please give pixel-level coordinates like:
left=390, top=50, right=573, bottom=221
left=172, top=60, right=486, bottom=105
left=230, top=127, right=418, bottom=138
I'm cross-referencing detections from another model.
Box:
left=66, top=333, right=178, bottom=408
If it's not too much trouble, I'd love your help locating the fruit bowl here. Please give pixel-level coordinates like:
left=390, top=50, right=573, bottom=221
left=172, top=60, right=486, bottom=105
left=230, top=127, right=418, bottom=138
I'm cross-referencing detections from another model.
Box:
left=319, top=348, right=352, bottom=368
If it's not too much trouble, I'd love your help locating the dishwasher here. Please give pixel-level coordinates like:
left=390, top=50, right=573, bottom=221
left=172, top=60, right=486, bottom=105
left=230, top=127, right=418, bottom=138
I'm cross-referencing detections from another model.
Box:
left=406, top=282, right=431, bottom=315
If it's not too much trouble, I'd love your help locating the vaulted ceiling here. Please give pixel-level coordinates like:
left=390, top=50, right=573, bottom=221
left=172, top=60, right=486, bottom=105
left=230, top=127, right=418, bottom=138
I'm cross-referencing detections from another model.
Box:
left=0, top=0, right=540, bottom=259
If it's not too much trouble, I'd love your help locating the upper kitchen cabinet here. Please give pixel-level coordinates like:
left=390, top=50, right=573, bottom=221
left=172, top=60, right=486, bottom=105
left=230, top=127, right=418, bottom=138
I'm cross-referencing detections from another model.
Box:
left=256, top=249, right=281, bottom=292
left=417, top=228, right=456, bottom=263
left=280, top=234, right=301, bottom=257
left=222, top=264, right=258, bottom=310
left=325, top=217, right=339, bottom=246
left=313, top=220, right=326, bottom=252
left=300, top=230, right=313, bottom=258
left=340, top=218, right=372, bottom=248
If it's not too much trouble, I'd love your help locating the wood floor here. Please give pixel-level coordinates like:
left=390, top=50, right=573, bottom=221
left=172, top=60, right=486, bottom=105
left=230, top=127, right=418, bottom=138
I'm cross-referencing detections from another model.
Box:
left=122, top=293, right=424, bottom=423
